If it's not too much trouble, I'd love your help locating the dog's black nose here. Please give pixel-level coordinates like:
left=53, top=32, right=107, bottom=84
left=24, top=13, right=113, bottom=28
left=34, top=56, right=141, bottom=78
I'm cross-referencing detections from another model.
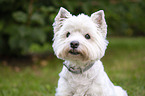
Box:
left=70, top=41, right=79, bottom=48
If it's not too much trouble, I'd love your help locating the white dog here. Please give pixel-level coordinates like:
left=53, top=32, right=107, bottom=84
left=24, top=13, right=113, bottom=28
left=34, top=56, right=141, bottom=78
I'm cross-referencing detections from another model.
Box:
left=52, top=7, right=128, bottom=96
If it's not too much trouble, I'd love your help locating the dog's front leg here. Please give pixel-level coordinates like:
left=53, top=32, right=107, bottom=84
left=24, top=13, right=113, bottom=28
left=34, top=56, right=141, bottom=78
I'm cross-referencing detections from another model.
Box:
left=55, top=77, right=73, bottom=96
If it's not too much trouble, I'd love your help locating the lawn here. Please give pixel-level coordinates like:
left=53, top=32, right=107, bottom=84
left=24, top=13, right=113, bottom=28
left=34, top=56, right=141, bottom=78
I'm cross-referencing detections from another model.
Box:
left=0, top=37, right=145, bottom=96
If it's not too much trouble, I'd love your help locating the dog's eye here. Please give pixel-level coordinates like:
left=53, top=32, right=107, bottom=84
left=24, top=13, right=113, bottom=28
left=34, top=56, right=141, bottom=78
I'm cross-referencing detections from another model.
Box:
left=85, top=34, right=90, bottom=39
left=66, top=32, right=70, bottom=38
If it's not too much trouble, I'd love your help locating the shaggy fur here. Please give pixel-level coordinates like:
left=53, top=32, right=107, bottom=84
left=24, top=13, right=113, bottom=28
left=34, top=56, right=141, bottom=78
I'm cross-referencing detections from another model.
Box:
left=53, top=7, right=128, bottom=96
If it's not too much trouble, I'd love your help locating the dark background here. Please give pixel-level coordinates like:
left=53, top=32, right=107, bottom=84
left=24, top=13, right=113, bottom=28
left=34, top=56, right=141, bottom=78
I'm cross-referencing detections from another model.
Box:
left=0, top=0, right=145, bottom=56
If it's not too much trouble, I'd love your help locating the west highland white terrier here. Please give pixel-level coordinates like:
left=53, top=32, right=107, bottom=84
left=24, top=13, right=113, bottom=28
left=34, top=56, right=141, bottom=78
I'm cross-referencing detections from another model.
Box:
left=52, top=7, right=128, bottom=96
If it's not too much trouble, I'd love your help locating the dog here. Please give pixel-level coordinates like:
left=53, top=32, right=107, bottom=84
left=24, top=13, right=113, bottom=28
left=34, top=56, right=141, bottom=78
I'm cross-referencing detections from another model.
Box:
left=52, top=7, right=128, bottom=96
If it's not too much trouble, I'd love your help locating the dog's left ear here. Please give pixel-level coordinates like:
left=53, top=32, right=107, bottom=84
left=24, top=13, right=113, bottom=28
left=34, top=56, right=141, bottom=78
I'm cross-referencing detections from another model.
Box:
left=91, top=10, right=107, bottom=38
left=53, top=7, right=72, bottom=33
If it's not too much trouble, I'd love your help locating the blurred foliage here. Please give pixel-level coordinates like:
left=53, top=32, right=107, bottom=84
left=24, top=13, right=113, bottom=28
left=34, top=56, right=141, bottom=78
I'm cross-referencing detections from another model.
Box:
left=0, top=0, right=145, bottom=55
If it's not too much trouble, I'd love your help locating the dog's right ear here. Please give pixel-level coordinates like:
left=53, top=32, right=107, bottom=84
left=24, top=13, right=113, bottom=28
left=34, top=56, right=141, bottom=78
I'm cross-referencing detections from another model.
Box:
left=91, top=10, right=107, bottom=38
left=53, top=7, right=72, bottom=33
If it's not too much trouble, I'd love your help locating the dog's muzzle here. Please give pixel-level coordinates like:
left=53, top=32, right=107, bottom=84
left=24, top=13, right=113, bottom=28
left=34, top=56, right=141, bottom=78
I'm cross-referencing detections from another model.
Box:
left=69, top=41, right=80, bottom=55
left=70, top=41, right=79, bottom=48
left=69, top=49, right=80, bottom=55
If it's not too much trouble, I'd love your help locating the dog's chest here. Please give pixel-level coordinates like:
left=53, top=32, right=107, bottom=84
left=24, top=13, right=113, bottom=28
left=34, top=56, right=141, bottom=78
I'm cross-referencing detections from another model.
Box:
left=67, top=74, right=92, bottom=93
left=68, top=73, right=93, bottom=86
left=65, top=71, right=103, bottom=95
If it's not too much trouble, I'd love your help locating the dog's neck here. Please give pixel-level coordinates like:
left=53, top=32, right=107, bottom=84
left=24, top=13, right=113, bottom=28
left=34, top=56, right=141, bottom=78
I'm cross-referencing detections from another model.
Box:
left=64, top=60, right=95, bottom=67
left=63, top=60, right=96, bottom=74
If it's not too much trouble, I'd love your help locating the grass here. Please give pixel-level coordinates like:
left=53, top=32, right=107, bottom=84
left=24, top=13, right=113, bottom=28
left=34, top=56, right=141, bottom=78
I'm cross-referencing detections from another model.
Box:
left=0, top=37, right=145, bottom=96
left=102, top=37, right=145, bottom=96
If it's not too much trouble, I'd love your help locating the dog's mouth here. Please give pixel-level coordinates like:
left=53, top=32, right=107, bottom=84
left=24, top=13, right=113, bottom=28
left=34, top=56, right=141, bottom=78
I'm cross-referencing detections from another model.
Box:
left=69, top=49, right=80, bottom=55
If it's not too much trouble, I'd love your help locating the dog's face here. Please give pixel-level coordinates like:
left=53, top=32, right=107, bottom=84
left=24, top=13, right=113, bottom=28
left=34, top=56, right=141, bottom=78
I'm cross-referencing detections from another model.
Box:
left=53, top=7, right=108, bottom=62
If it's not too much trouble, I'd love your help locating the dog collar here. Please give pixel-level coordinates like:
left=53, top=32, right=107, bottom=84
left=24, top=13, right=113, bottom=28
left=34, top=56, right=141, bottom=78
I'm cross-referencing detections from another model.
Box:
left=63, top=62, right=94, bottom=74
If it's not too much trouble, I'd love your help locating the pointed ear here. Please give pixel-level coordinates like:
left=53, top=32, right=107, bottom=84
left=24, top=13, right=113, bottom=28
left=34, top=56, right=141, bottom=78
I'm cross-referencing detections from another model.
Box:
left=53, top=7, right=72, bottom=33
left=91, top=10, right=107, bottom=38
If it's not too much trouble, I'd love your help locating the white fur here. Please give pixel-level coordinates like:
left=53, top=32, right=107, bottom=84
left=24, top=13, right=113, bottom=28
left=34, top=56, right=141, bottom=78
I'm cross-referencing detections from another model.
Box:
left=53, top=7, right=128, bottom=96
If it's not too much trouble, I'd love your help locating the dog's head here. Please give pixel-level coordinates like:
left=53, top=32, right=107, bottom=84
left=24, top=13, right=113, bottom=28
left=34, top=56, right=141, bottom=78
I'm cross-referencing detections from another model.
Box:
left=52, top=7, right=108, bottom=62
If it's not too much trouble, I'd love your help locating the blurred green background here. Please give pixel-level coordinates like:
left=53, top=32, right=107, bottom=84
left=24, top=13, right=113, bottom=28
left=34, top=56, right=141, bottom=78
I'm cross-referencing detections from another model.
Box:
left=0, top=0, right=145, bottom=55
left=0, top=0, right=145, bottom=96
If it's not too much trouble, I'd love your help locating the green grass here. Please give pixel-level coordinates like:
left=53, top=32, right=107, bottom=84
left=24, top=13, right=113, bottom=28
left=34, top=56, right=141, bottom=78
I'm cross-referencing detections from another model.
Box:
left=103, top=37, right=145, bottom=96
left=0, top=37, right=145, bottom=96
